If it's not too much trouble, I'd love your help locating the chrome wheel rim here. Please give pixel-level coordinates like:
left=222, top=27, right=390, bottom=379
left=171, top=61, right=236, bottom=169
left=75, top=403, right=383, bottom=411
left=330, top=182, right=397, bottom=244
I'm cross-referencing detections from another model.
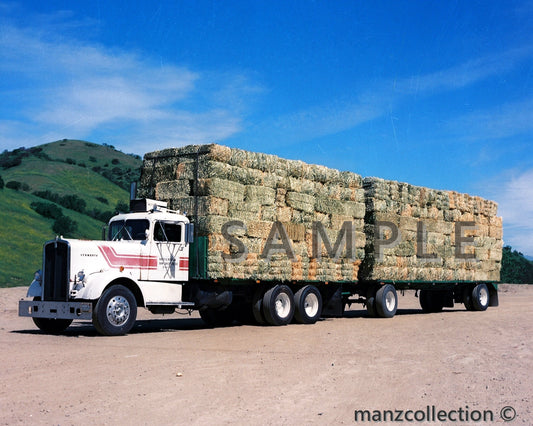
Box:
left=106, top=295, right=130, bottom=326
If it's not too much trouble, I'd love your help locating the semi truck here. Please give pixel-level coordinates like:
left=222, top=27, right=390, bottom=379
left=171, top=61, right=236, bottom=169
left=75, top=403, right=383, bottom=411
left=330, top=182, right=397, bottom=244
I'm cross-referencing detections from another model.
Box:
left=18, top=144, right=501, bottom=335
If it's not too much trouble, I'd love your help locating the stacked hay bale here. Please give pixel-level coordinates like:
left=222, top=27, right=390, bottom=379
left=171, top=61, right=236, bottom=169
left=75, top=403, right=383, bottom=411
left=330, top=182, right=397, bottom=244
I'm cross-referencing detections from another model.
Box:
left=138, top=144, right=366, bottom=282
left=361, top=177, right=502, bottom=282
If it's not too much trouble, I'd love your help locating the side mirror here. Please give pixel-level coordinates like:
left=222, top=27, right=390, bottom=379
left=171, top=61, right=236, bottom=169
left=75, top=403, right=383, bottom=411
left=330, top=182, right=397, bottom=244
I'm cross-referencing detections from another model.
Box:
left=102, top=225, right=108, bottom=241
left=185, top=223, right=194, bottom=243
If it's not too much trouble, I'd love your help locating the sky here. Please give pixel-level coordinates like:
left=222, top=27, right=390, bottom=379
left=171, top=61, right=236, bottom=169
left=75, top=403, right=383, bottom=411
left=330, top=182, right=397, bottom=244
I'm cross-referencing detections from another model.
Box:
left=0, top=1, right=532, bottom=254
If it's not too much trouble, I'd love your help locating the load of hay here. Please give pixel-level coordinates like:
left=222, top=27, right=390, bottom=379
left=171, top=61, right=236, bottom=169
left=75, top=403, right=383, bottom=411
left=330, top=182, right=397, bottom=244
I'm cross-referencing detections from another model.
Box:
left=138, top=144, right=502, bottom=283
left=361, top=177, right=502, bottom=281
left=138, top=144, right=366, bottom=282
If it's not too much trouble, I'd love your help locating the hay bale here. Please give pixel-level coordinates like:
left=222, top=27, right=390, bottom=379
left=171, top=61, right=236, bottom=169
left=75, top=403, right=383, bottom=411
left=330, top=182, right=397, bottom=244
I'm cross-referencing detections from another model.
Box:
left=361, top=177, right=502, bottom=282
left=139, top=144, right=366, bottom=282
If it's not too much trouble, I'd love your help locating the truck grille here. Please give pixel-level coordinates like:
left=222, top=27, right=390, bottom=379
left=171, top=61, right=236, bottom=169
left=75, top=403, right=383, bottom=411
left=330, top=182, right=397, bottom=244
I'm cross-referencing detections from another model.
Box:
left=43, top=240, right=70, bottom=301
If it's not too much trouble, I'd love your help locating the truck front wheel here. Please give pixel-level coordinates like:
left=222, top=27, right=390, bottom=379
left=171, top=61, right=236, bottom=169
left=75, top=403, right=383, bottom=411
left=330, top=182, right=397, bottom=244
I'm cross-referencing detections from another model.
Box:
left=33, top=317, right=73, bottom=334
left=31, top=297, right=72, bottom=333
left=262, top=285, right=295, bottom=326
left=93, top=285, right=137, bottom=336
left=375, top=284, right=398, bottom=318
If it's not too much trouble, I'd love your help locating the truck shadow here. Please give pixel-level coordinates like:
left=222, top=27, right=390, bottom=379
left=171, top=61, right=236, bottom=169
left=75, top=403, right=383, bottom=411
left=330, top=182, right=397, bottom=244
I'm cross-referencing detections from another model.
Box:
left=13, top=307, right=470, bottom=337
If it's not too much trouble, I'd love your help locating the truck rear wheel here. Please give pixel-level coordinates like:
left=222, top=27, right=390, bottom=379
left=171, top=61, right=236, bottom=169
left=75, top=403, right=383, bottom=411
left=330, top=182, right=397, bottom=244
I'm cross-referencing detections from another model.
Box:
left=93, top=285, right=137, bottom=336
left=262, top=285, right=295, bottom=326
left=375, top=284, right=398, bottom=318
left=294, top=285, right=322, bottom=324
left=471, top=283, right=489, bottom=311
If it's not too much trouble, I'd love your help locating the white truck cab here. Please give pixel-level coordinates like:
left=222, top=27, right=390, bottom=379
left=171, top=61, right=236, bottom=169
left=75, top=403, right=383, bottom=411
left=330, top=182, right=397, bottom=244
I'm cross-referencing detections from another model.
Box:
left=19, top=199, right=198, bottom=335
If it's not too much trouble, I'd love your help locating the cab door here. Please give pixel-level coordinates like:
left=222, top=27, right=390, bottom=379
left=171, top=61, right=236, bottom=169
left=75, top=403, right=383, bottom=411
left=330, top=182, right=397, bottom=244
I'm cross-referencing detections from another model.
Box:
left=148, top=221, right=188, bottom=282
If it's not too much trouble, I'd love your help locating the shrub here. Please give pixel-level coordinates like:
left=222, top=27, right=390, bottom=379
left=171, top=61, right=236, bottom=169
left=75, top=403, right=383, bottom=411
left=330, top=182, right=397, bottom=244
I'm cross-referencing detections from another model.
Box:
left=30, top=201, right=63, bottom=219
left=6, top=181, right=21, bottom=191
left=53, top=215, right=78, bottom=236
left=0, top=175, right=4, bottom=189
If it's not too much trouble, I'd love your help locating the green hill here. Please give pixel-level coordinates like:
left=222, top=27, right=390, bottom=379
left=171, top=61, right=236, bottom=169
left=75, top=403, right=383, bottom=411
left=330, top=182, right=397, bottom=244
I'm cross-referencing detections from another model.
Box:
left=0, top=140, right=142, bottom=287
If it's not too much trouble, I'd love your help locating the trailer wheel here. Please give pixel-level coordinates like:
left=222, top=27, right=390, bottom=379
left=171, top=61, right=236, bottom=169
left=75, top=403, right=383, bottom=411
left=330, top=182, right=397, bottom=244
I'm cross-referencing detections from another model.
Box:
left=252, top=288, right=266, bottom=325
left=463, top=286, right=475, bottom=311
left=419, top=290, right=444, bottom=313
left=375, top=284, right=398, bottom=318
left=471, top=284, right=489, bottom=311
left=366, top=288, right=377, bottom=317
left=294, top=285, right=322, bottom=324
left=262, top=285, right=295, bottom=326
left=93, top=285, right=137, bottom=336
left=33, top=317, right=73, bottom=334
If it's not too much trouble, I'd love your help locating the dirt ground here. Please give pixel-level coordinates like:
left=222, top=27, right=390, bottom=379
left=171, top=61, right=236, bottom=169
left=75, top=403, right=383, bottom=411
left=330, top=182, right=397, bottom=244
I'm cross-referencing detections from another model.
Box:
left=0, top=284, right=531, bottom=425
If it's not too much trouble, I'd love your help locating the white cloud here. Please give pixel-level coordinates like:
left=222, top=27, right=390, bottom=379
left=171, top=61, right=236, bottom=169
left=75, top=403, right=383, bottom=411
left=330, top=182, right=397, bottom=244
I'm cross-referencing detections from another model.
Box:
left=393, top=46, right=533, bottom=95
left=252, top=45, right=533, bottom=146
left=491, top=169, right=533, bottom=255
left=446, top=98, right=533, bottom=142
left=0, top=19, right=259, bottom=152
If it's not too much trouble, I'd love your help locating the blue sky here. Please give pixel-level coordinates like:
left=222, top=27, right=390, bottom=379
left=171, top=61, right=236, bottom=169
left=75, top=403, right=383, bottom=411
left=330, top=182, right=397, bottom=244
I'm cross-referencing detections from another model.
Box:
left=1, top=1, right=532, bottom=254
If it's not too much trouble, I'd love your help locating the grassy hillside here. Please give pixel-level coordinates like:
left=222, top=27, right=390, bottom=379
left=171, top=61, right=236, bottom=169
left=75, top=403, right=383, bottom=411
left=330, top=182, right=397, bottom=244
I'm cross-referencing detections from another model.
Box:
left=0, top=140, right=142, bottom=287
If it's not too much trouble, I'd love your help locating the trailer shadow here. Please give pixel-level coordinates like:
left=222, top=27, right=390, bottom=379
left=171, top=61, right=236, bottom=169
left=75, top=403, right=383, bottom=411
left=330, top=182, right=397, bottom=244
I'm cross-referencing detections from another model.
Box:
left=343, top=307, right=467, bottom=318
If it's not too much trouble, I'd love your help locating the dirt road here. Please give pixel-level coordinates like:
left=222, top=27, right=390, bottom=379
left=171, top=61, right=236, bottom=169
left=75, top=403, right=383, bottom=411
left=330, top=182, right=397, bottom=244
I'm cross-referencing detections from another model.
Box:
left=1, top=285, right=531, bottom=425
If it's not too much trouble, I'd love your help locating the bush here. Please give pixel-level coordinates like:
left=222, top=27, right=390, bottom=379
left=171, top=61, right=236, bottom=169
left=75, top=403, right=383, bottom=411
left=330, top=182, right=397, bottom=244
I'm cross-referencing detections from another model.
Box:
left=30, top=201, right=63, bottom=219
left=59, top=194, right=86, bottom=213
left=0, top=175, right=4, bottom=189
left=501, top=246, right=533, bottom=284
left=6, top=181, right=21, bottom=191
left=115, top=201, right=129, bottom=213
left=53, top=215, right=78, bottom=236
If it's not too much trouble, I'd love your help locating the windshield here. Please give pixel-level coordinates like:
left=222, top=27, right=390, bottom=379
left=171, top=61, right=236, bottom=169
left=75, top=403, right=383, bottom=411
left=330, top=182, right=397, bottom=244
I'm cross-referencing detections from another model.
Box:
left=108, top=219, right=150, bottom=241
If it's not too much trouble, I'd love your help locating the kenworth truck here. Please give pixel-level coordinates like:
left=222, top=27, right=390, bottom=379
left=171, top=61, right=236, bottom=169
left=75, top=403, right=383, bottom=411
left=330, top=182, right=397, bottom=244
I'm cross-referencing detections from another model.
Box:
left=19, top=144, right=501, bottom=336
left=19, top=197, right=498, bottom=336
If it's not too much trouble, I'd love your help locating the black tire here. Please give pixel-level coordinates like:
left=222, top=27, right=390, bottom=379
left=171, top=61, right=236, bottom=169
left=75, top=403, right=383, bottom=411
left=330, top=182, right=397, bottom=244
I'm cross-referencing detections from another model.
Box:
left=366, top=288, right=377, bottom=317
left=32, top=317, right=73, bottom=334
left=375, top=284, right=398, bottom=318
left=92, top=285, right=137, bottom=336
left=31, top=297, right=73, bottom=333
left=471, top=283, right=489, bottom=311
left=463, top=286, right=475, bottom=311
left=419, top=290, right=444, bottom=313
left=199, top=307, right=235, bottom=327
left=262, top=285, right=295, bottom=326
left=252, top=288, right=266, bottom=325
left=294, top=285, right=322, bottom=324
